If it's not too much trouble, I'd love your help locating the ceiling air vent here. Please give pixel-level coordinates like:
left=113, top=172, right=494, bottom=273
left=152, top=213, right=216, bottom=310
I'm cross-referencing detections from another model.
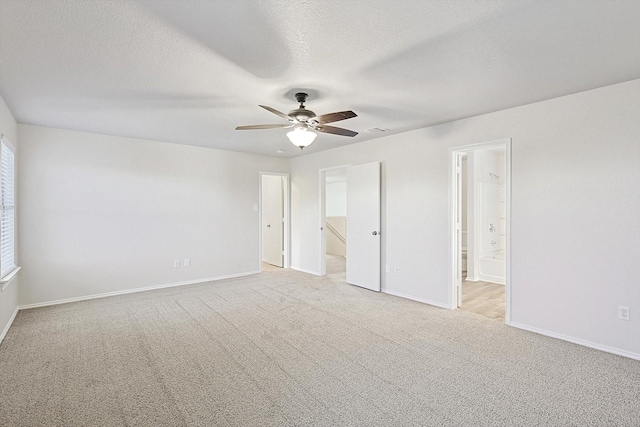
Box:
left=366, top=127, right=389, bottom=133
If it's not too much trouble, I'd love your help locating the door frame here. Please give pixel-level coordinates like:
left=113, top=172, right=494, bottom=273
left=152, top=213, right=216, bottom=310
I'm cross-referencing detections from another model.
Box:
left=319, top=164, right=350, bottom=276
left=259, top=172, right=290, bottom=271
left=449, top=138, right=512, bottom=324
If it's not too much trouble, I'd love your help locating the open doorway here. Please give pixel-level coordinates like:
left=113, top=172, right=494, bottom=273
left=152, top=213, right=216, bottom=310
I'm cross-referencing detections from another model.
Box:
left=451, top=139, right=511, bottom=322
left=320, top=167, right=347, bottom=276
left=319, top=162, right=381, bottom=292
left=260, top=172, right=290, bottom=272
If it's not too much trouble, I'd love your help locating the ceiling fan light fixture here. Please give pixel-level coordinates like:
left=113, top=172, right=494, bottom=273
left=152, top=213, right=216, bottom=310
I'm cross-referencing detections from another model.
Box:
left=286, top=127, right=317, bottom=149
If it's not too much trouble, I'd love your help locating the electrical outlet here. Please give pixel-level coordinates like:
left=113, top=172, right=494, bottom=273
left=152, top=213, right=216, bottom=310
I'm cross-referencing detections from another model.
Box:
left=184, top=258, right=191, bottom=267
left=618, top=306, right=630, bottom=321
left=174, top=260, right=180, bottom=268
left=394, top=267, right=400, bottom=275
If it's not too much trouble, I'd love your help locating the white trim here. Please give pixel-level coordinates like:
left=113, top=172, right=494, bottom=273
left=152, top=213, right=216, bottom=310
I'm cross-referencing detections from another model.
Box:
left=383, top=289, right=450, bottom=310
left=504, top=139, right=512, bottom=324
left=0, top=266, right=21, bottom=290
left=510, top=321, right=640, bottom=361
left=448, top=150, right=460, bottom=309
left=18, top=271, right=259, bottom=310
left=477, top=273, right=505, bottom=285
left=0, top=134, right=15, bottom=151
left=0, top=136, right=17, bottom=280
left=290, top=266, right=321, bottom=276
left=0, top=306, right=19, bottom=344
left=450, top=140, right=508, bottom=151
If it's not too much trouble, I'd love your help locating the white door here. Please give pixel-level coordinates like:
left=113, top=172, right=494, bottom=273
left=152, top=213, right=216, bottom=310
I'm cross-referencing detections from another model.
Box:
left=262, top=175, right=283, bottom=267
left=346, top=162, right=381, bottom=291
left=456, top=153, right=463, bottom=307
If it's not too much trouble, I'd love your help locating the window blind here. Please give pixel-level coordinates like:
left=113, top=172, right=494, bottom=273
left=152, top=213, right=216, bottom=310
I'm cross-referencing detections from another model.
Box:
left=1, top=138, right=16, bottom=278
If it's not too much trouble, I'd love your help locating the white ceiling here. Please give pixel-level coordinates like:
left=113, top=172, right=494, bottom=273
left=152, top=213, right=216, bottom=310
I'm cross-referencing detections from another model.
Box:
left=0, top=0, right=638, bottom=158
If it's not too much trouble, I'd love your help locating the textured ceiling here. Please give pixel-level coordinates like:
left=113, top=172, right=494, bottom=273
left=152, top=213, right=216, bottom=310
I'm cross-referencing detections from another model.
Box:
left=0, top=0, right=638, bottom=158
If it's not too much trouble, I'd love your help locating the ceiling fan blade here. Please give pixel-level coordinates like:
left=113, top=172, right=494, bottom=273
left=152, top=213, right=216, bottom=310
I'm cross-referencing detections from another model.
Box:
left=235, top=124, right=292, bottom=130
left=314, top=110, right=357, bottom=124
left=314, top=124, right=358, bottom=137
left=259, top=105, right=290, bottom=120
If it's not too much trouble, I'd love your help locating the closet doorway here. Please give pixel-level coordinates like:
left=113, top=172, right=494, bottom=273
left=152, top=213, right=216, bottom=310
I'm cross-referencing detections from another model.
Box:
left=260, top=172, right=290, bottom=271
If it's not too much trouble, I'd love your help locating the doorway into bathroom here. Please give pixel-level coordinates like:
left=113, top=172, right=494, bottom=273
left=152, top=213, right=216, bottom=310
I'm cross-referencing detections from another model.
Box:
left=450, top=139, right=511, bottom=322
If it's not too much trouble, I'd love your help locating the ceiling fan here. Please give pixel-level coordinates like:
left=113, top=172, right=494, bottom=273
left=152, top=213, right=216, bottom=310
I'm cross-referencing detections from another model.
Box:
left=236, top=92, right=358, bottom=149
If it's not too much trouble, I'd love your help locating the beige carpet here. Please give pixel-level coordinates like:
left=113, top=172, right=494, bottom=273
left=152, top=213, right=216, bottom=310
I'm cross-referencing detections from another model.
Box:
left=325, top=254, right=346, bottom=275
left=1, top=267, right=639, bottom=426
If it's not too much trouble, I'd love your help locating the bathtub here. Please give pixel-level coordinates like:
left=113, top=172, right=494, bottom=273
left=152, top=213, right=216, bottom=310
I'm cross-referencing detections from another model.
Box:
left=478, top=252, right=505, bottom=284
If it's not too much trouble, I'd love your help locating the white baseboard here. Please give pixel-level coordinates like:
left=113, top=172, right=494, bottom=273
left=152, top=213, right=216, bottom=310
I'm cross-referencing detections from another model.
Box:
left=290, top=266, right=320, bottom=276
left=382, top=289, right=450, bottom=310
left=0, top=306, right=19, bottom=344
left=478, top=273, right=505, bottom=285
left=18, top=271, right=260, bottom=310
left=509, top=321, right=640, bottom=361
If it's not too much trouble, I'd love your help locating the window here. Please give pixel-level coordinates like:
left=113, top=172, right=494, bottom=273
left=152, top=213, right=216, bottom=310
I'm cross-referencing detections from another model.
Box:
left=1, top=137, right=16, bottom=279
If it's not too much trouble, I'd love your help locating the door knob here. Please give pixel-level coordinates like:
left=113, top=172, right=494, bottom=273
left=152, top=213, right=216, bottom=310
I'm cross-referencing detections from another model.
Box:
left=372, top=231, right=378, bottom=235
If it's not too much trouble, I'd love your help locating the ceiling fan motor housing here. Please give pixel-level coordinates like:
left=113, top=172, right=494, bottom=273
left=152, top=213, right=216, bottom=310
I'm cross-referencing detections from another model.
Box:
left=288, top=108, right=316, bottom=123
left=289, top=93, right=316, bottom=122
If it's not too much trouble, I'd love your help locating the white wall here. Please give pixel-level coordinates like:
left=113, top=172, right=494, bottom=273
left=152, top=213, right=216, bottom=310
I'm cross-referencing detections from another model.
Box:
left=0, top=94, right=19, bottom=340
left=18, top=125, right=288, bottom=306
left=290, top=79, right=640, bottom=357
left=326, top=182, right=346, bottom=217
left=326, top=217, right=346, bottom=257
